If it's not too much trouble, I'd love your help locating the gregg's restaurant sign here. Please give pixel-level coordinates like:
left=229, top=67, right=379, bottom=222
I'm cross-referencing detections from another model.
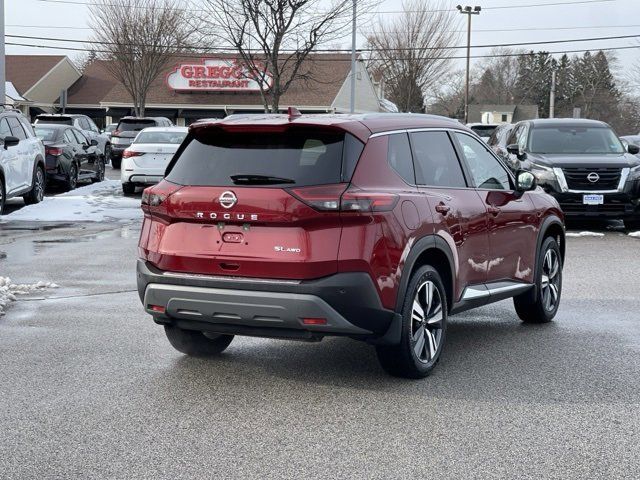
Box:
left=166, top=59, right=272, bottom=92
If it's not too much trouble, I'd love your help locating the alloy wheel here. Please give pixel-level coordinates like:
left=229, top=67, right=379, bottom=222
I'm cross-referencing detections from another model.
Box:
left=541, top=248, right=560, bottom=311
left=411, top=280, right=444, bottom=363
left=69, top=165, right=78, bottom=189
left=34, top=168, right=45, bottom=202
left=97, top=159, right=105, bottom=181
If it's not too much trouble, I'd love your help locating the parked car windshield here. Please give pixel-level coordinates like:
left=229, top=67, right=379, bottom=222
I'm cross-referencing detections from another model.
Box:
left=35, top=116, right=72, bottom=126
left=529, top=126, right=625, bottom=154
left=166, top=129, right=362, bottom=187
left=134, top=131, right=187, bottom=145
left=34, top=126, right=59, bottom=141
left=117, top=119, right=156, bottom=132
left=105, top=124, right=117, bottom=133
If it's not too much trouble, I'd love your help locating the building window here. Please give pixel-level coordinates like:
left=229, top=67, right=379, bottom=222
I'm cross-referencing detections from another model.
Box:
left=501, top=114, right=508, bottom=122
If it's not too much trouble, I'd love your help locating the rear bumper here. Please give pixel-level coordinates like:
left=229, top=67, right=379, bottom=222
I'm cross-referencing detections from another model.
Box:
left=136, top=260, right=398, bottom=342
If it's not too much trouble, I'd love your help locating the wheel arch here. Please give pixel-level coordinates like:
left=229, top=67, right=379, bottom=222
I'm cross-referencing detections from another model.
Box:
left=395, top=235, right=456, bottom=314
left=538, top=215, right=565, bottom=264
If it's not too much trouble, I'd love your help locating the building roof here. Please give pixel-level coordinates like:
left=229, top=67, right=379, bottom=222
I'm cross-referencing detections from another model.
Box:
left=5, top=81, right=26, bottom=101
left=6, top=55, right=66, bottom=95
left=67, top=54, right=356, bottom=108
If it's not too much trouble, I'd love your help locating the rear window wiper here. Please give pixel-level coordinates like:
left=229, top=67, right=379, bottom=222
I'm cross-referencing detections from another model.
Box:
left=230, top=174, right=295, bottom=185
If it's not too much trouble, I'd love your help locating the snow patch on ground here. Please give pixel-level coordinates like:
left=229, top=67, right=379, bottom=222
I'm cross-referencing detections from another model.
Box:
left=566, top=231, right=605, bottom=237
left=629, top=231, right=640, bottom=238
left=1, top=180, right=142, bottom=223
left=0, top=276, right=59, bottom=316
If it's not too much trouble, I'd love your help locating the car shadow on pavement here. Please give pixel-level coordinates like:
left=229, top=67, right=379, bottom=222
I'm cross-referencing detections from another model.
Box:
left=164, top=300, right=639, bottom=406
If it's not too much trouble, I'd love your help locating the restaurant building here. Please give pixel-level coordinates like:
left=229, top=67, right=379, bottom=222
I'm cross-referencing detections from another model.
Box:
left=6, top=53, right=393, bottom=127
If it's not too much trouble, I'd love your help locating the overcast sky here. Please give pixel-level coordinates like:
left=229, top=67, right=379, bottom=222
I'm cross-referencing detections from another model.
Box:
left=6, top=0, right=640, bottom=83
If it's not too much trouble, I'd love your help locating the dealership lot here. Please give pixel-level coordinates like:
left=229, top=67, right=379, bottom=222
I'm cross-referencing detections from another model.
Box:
left=0, top=167, right=639, bottom=478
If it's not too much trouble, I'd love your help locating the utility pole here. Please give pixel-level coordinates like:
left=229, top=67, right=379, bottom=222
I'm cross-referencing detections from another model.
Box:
left=0, top=0, right=5, bottom=105
left=457, top=5, right=481, bottom=124
left=549, top=70, right=556, bottom=118
left=349, top=0, right=356, bottom=113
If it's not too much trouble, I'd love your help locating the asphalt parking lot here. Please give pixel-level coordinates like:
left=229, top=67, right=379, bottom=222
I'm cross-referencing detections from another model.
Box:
left=1, top=167, right=639, bottom=479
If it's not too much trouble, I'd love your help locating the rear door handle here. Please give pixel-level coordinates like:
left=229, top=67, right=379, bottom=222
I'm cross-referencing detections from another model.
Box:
left=487, top=206, right=501, bottom=216
left=435, top=203, right=450, bottom=215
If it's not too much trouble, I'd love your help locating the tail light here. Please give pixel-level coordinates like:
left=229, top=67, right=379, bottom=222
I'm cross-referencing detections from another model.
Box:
left=46, top=146, right=63, bottom=156
left=287, top=183, right=348, bottom=211
left=141, top=180, right=182, bottom=219
left=288, top=184, right=398, bottom=213
left=341, top=189, right=399, bottom=212
left=123, top=149, right=143, bottom=158
left=113, top=129, right=121, bottom=136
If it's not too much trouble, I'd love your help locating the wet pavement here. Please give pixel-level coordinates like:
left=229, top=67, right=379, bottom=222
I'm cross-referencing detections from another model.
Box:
left=0, top=171, right=639, bottom=478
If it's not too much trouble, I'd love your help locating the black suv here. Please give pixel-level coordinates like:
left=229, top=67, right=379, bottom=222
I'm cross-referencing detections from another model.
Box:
left=506, top=119, right=640, bottom=229
left=110, top=117, right=173, bottom=168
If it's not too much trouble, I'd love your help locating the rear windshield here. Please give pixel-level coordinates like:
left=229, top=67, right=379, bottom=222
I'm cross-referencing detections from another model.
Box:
left=117, top=119, right=156, bottom=132
left=35, top=127, right=59, bottom=141
left=166, top=129, right=363, bottom=187
left=470, top=125, right=497, bottom=137
left=529, top=126, right=625, bottom=154
left=36, top=116, right=72, bottom=126
left=134, top=130, right=187, bottom=145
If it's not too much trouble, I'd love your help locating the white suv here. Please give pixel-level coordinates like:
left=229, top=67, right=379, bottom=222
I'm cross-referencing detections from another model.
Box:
left=0, top=109, right=46, bottom=214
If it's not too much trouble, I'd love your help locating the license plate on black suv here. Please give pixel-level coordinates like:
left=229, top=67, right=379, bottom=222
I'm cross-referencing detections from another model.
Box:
left=583, top=194, right=604, bottom=205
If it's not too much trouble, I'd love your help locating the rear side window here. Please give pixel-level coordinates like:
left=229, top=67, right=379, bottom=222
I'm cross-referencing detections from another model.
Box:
left=7, top=117, right=27, bottom=140
left=410, top=131, right=467, bottom=188
left=0, top=118, right=11, bottom=138
left=117, top=119, right=156, bottom=132
left=19, top=118, right=35, bottom=137
left=387, top=133, right=415, bottom=184
left=166, top=129, right=358, bottom=187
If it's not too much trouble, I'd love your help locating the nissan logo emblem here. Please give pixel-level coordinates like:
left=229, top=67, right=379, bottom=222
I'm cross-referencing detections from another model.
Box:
left=587, top=172, right=600, bottom=183
left=219, top=191, right=237, bottom=209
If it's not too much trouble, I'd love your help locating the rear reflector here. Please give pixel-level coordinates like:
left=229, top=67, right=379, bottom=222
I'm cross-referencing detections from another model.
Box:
left=149, top=305, right=166, bottom=314
left=302, top=317, right=327, bottom=325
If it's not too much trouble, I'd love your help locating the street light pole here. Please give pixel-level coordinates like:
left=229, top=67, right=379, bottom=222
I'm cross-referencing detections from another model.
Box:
left=457, top=5, right=481, bottom=124
left=350, top=0, right=356, bottom=113
left=0, top=0, right=5, bottom=105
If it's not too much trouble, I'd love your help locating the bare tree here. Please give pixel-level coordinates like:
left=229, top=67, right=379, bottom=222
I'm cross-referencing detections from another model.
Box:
left=366, top=0, right=460, bottom=112
left=88, top=0, right=194, bottom=117
left=200, top=0, right=359, bottom=113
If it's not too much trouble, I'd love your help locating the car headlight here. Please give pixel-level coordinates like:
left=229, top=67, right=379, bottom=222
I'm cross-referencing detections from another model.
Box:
left=529, top=162, right=557, bottom=183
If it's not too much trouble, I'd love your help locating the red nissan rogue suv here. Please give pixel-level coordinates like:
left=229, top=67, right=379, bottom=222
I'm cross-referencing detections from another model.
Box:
left=137, top=113, right=565, bottom=378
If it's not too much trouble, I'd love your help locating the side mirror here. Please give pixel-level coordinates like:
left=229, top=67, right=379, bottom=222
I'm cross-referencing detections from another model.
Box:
left=516, top=170, right=537, bottom=192
left=90, top=139, right=99, bottom=146
left=3, top=136, right=20, bottom=149
left=628, top=143, right=639, bottom=155
left=506, top=143, right=526, bottom=160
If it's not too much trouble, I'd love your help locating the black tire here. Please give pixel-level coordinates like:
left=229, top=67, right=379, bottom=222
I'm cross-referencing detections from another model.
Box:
left=164, top=325, right=234, bottom=357
left=376, top=265, right=448, bottom=379
left=23, top=164, right=45, bottom=205
left=65, top=163, right=78, bottom=191
left=514, top=236, right=562, bottom=323
left=111, top=157, right=121, bottom=169
left=92, top=157, right=105, bottom=183
left=122, top=182, right=136, bottom=195
left=0, top=177, right=5, bottom=215
left=624, top=218, right=640, bottom=231
left=104, top=144, right=112, bottom=166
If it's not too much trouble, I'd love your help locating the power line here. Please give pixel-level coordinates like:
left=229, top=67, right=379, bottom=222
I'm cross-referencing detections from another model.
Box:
left=34, top=0, right=617, bottom=12
left=6, top=40, right=640, bottom=61
left=9, top=23, right=640, bottom=34
left=7, top=32, right=640, bottom=53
